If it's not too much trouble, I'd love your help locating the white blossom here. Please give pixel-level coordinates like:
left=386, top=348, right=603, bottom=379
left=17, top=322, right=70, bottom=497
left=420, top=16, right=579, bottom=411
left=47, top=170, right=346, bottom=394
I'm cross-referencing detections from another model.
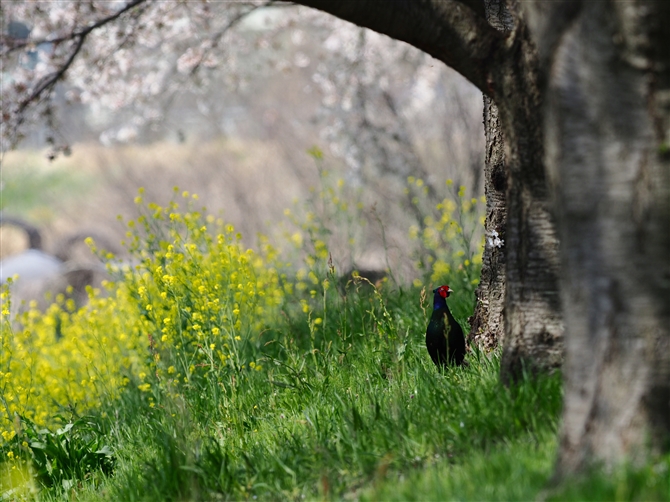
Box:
left=487, top=229, right=504, bottom=249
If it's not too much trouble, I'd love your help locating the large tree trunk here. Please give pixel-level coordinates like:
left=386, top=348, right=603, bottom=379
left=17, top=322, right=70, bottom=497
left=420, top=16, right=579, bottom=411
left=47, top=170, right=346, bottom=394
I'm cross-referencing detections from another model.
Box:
left=468, top=0, right=511, bottom=354
left=496, top=21, right=564, bottom=381
left=470, top=0, right=564, bottom=373
left=525, top=0, right=670, bottom=475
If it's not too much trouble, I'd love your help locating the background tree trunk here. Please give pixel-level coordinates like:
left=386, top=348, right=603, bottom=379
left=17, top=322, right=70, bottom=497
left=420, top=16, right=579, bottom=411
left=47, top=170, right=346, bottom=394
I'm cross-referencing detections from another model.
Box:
left=526, top=0, right=670, bottom=475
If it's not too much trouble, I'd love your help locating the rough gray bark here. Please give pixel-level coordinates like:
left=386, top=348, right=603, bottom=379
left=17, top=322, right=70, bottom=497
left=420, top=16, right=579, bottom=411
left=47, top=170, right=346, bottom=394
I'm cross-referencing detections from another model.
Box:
left=468, top=0, right=511, bottom=353
left=525, top=0, right=670, bottom=475
left=477, top=0, right=563, bottom=378
left=469, top=96, right=507, bottom=352
left=492, top=12, right=563, bottom=381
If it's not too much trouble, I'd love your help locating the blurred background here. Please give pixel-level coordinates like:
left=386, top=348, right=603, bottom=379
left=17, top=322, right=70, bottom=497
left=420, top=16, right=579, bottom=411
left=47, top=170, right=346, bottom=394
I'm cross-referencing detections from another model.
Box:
left=1, top=5, right=483, bottom=290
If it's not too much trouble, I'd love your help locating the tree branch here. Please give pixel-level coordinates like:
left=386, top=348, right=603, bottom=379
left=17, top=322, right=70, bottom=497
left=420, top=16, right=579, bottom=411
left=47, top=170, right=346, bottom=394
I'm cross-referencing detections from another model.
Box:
left=1, top=0, right=148, bottom=56
left=293, top=0, right=503, bottom=95
left=17, top=36, right=84, bottom=115
left=14, top=1, right=148, bottom=118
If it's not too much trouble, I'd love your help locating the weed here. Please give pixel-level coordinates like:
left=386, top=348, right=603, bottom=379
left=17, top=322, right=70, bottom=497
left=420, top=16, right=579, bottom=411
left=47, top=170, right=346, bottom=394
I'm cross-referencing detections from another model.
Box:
left=0, top=415, right=113, bottom=493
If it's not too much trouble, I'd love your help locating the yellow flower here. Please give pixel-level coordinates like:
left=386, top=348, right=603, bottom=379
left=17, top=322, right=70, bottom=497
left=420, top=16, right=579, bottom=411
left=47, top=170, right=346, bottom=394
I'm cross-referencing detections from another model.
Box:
left=291, top=232, right=303, bottom=248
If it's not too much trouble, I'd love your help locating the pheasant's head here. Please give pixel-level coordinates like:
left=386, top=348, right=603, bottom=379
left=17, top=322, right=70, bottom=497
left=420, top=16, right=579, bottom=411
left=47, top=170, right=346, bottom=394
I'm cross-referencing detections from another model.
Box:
left=433, top=285, right=453, bottom=298
left=432, top=285, right=453, bottom=309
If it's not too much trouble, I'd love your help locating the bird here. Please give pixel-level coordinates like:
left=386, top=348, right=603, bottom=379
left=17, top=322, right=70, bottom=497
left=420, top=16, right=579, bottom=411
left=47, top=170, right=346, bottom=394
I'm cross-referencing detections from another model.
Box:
left=425, top=285, right=466, bottom=368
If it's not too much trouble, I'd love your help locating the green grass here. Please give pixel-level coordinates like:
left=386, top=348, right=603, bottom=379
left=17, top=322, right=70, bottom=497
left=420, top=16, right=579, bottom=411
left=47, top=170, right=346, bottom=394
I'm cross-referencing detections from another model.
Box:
left=362, top=434, right=557, bottom=501
left=2, top=187, right=668, bottom=501
left=12, top=282, right=562, bottom=501
left=24, top=276, right=668, bottom=501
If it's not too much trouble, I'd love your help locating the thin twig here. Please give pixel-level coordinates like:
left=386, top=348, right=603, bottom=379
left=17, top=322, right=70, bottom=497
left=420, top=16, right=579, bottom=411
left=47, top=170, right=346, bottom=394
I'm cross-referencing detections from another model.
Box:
left=1, top=0, right=148, bottom=56
left=17, top=35, right=84, bottom=114
left=189, top=0, right=286, bottom=77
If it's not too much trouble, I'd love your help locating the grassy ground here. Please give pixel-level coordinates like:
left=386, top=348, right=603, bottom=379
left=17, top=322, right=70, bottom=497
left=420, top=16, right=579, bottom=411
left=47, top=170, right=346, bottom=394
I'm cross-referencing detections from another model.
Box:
left=2, top=179, right=669, bottom=501
left=7, top=281, right=564, bottom=501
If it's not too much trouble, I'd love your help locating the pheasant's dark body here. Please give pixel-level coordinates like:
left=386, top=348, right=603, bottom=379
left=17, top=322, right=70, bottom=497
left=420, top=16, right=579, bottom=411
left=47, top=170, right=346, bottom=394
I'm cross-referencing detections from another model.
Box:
left=426, top=285, right=466, bottom=367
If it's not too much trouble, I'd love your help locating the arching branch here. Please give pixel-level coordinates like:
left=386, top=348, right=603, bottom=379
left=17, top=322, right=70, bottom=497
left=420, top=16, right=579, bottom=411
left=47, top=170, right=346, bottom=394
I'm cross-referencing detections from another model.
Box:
left=293, top=0, right=503, bottom=95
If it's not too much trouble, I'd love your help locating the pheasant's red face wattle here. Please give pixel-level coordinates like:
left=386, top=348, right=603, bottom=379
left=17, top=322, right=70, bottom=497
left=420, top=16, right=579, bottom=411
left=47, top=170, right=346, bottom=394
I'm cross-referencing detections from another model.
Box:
left=437, top=285, right=452, bottom=298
